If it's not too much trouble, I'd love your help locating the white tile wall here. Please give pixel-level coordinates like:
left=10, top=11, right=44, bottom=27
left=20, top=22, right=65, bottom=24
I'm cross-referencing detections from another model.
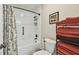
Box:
left=14, top=8, right=41, bottom=55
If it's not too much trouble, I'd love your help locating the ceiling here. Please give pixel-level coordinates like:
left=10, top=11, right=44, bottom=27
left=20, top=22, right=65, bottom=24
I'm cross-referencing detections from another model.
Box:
left=10, top=4, right=42, bottom=11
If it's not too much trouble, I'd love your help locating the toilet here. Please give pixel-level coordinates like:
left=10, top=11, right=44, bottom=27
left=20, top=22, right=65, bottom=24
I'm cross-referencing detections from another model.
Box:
left=33, top=38, right=56, bottom=55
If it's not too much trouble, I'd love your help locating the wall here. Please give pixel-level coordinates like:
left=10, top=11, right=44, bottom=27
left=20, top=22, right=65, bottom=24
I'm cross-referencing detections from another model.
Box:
left=42, top=4, right=79, bottom=41
left=34, top=5, right=43, bottom=49
left=42, top=5, right=56, bottom=41
left=0, top=4, right=3, bottom=55
left=14, top=5, right=42, bottom=54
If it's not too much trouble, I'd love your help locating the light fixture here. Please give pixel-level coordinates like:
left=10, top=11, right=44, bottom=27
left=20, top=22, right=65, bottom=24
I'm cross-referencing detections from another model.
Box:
left=20, top=13, right=24, bottom=17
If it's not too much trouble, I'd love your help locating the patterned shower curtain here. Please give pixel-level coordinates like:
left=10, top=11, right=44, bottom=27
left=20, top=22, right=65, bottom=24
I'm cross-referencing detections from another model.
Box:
left=3, top=5, right=18, bottom=55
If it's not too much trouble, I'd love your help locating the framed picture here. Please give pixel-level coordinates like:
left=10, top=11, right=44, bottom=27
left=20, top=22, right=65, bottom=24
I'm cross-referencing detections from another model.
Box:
left=49, top=12, right=59, bottom=24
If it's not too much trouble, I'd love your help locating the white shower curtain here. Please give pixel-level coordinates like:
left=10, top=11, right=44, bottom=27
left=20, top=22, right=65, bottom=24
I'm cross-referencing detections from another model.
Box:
left=3, top=4, right=18, bottom=55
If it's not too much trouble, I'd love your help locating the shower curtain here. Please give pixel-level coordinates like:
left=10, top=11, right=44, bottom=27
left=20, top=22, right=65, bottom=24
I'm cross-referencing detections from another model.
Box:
left=3, top=5, right=18, bottom=55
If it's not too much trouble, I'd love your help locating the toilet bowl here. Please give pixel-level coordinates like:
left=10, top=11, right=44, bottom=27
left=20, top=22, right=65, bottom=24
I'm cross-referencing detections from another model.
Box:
left=33, top=50, right=51, bottom=55
left=33, top=38, right=56, bottom=55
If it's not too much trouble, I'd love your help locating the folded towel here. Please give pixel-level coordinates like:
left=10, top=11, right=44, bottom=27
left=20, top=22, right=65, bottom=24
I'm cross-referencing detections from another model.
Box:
left=57, top=28, right=79, bottom=35
left=57, top=17, right=79, bottom=26
left=57, top=41, right=79, bottom=55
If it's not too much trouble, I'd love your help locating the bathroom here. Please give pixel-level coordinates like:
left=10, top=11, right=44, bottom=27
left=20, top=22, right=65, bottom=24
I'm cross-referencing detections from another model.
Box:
left=1, top=4, right=79, bottom=55
left=0, top=4, right=56, bottom=55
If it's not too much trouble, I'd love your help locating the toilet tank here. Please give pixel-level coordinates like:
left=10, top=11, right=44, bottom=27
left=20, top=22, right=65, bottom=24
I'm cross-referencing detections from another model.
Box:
left=44, top=38, right=56, bottom=54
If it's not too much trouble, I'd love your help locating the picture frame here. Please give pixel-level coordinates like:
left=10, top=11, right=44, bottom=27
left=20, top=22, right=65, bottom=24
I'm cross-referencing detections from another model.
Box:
left=49, top=12, right=59, bottom=24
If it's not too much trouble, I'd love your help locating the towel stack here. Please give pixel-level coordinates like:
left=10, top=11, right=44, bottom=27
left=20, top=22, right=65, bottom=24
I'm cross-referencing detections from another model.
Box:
left=57, top=17, right=79, bottom=55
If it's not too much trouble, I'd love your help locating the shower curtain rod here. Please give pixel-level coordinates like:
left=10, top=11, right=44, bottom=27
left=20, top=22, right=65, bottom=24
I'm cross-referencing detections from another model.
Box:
left=11, top=6, right=40, bottom=16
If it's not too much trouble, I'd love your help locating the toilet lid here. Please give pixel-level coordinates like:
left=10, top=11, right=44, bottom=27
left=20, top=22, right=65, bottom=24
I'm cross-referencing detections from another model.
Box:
left=33, top=50, right=51, bottom=55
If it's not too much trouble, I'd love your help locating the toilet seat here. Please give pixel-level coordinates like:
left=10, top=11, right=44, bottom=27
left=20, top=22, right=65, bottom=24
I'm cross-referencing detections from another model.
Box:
left=33, top=50, right=51, bottom=55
